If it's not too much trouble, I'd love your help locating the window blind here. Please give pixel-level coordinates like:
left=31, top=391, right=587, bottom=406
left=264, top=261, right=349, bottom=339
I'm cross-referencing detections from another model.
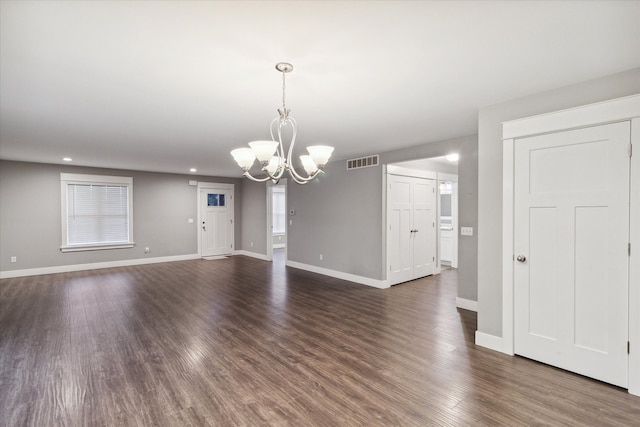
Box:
left=66, top=183, right=130, bottom=246
left=272, top=190, right=286, bottom=234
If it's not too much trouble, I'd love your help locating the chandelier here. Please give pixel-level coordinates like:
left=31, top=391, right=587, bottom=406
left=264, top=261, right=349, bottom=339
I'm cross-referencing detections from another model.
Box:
left=230, top=62, right=334, bottom=184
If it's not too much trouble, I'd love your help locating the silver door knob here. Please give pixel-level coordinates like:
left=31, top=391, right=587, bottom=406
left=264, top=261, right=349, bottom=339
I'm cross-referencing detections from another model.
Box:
left=516, top=255, right=527, bottom=263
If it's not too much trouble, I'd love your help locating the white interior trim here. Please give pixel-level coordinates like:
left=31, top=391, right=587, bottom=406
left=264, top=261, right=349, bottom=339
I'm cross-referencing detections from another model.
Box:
left=233, top=250, right=268, bottom=261
left=0, top=254, right=200, bottom=279
left=456, top=297, right=477, bottom=312
left=286, top=260, right=389, bottom=289
left=266, top=182, right=273, bottom=261
left=381, top=166, right=388, bottom=281
left=501, top=94, right=640, bottom=395
left=502, top=138, right=515, bottom=356
left=475, top=331, right=503, bottom=353
left=386, top=164, right=437, bottom=179
left=503, top=94, right=640, bottom=140
left=629, top=117, right=640, bottom=396
left=438, top=172, right=459, bottom=269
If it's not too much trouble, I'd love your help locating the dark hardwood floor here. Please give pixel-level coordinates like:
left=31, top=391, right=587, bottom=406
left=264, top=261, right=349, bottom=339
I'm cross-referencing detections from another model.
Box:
left=1, top=250, right=639, bottom=426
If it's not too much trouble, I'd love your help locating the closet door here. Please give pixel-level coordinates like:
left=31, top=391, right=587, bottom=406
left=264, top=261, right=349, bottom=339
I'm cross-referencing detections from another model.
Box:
left=388, top=175, right=414, bottom=285
left=388, top=175, right=437, bottom=285
left=413, top=178, right=436, bottom=278
left=514, top=122, right=630, bottom=387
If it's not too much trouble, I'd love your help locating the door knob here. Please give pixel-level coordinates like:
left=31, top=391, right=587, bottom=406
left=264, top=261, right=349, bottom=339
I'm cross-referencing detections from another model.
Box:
left=516, top=255, right=527, bottom=263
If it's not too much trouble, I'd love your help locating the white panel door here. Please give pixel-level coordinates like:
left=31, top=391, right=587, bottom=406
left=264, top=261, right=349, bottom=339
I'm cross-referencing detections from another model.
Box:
left=388, top=175, right=413, bottom=285
left=200, top=188, right=233, bottom=256
left=388, top=175, right=437, bottom=285
left=514, top=122, right=630, bottom=387
left=413, top=178, right=436, bottom=278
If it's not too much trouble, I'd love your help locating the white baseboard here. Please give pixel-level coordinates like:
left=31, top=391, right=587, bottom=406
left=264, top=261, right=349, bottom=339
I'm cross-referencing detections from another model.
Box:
left=456, top=297, right=478, bottom=312
left=285, top=260, right=389, bottom=289
left=475, top=331, right=504, bottom=353
left=272, top=243, right=286, bottom=249
left=0, top=254, right=200, bottom=279
left=233, top=250, right=268, bottom=261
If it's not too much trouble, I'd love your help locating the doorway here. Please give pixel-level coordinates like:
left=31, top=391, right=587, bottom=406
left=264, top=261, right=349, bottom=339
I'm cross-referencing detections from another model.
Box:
left=266, top=180, right=287, bottom=262
left=385, top=156, right=459, bottom=285
left=438, top=175, right=458, bottom=268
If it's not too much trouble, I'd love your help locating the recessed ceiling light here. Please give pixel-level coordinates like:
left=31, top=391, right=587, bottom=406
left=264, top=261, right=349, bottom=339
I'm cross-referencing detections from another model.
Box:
left=190, top=168, right=197, bottom=173
left=63, top=157, right=72, bottom=162
left=445, top=153, right=459, bottom=162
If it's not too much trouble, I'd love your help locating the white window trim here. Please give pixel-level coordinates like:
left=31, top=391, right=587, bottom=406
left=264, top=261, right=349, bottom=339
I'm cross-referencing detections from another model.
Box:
left=60, top=173, right=135, bottom=252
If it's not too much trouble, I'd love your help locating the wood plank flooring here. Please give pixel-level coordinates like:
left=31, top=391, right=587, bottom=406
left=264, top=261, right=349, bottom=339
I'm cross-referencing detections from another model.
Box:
left=1, top=251, right=639, bottom=426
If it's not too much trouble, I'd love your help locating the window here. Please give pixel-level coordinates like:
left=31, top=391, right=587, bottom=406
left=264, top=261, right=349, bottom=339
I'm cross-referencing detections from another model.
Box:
left=60, top=173, right=134, bottom=252
left=207, top=193, right=226, bottom=207
left=272, top=187, right=286, bottom=234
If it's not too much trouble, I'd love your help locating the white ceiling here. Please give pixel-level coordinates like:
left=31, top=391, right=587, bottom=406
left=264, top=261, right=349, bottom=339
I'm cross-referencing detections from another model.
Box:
left=1, top=1, right=639, bottom=177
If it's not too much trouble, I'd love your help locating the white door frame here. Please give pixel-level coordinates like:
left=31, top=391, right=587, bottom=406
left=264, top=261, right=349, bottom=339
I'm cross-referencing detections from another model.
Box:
left=501, top=94, right=640, bottom=396
left=266, top=179, right=287, bottom=262
left=438, top=172, right=458, bottom=268
left=197, top=182, right=235, bottom=257
left=386, top=165, right=440, bottom=284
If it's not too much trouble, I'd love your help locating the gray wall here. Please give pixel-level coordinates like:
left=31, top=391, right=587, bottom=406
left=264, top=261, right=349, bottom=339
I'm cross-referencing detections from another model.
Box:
left=0, top=160, right=241, bottom=271
left=287, top=161, right=383, bottom=278
left=239, top=179, right=267, bottom=254
left=477, top=67, right=640, bottom=337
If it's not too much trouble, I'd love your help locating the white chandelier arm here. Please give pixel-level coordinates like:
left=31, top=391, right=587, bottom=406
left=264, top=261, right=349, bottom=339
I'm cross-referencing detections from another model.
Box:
left=242, top=171, right=273, bottom=183
left=263, top=116, right=286, bottom=180
left=280, top=116, right=319, bottom=184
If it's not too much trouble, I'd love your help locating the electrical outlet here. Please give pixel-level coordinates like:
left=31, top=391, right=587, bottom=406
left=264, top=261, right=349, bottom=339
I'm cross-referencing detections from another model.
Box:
left=188, top=218, right=194, bottom=224
left=250, top=241, right=254, bottom=247
left=461, top=227, right=473, bottom=236
left=10, top=256, right=17, bottom=263
left=145, top=247, right=150, bottom=253
left=319, top=254, right=323, bottom=261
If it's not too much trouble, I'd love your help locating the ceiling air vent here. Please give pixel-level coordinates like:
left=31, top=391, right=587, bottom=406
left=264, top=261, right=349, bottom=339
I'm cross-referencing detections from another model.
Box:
left=347, top=155, right=379, bottom=170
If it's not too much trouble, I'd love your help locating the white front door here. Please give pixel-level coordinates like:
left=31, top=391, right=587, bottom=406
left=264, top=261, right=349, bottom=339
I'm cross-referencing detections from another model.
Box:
left=200, top=187, right=233, bottom=257
left=514, top=122, right=630, bottom=387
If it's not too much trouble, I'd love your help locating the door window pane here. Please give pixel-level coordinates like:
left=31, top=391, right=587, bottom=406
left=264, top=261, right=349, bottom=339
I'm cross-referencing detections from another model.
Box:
left=208, top=193, right=225, bottom=207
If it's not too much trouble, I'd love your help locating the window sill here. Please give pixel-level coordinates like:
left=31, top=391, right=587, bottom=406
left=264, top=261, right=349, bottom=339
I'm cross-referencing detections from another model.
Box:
left=60, top=243, right=135, bottom=253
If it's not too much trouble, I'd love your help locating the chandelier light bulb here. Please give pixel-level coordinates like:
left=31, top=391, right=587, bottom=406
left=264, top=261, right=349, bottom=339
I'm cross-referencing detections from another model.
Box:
left=266, top=156, right=284, bottom=175
left=299, top=155, right=318, bottom=175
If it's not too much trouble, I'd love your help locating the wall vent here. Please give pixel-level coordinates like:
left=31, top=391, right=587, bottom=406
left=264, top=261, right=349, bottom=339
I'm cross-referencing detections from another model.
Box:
left=347, top=155, right=379, bottom=170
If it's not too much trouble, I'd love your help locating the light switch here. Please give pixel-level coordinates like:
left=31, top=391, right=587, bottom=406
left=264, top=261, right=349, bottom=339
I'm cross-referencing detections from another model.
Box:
left=461, top=227, right=473, bottom=236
